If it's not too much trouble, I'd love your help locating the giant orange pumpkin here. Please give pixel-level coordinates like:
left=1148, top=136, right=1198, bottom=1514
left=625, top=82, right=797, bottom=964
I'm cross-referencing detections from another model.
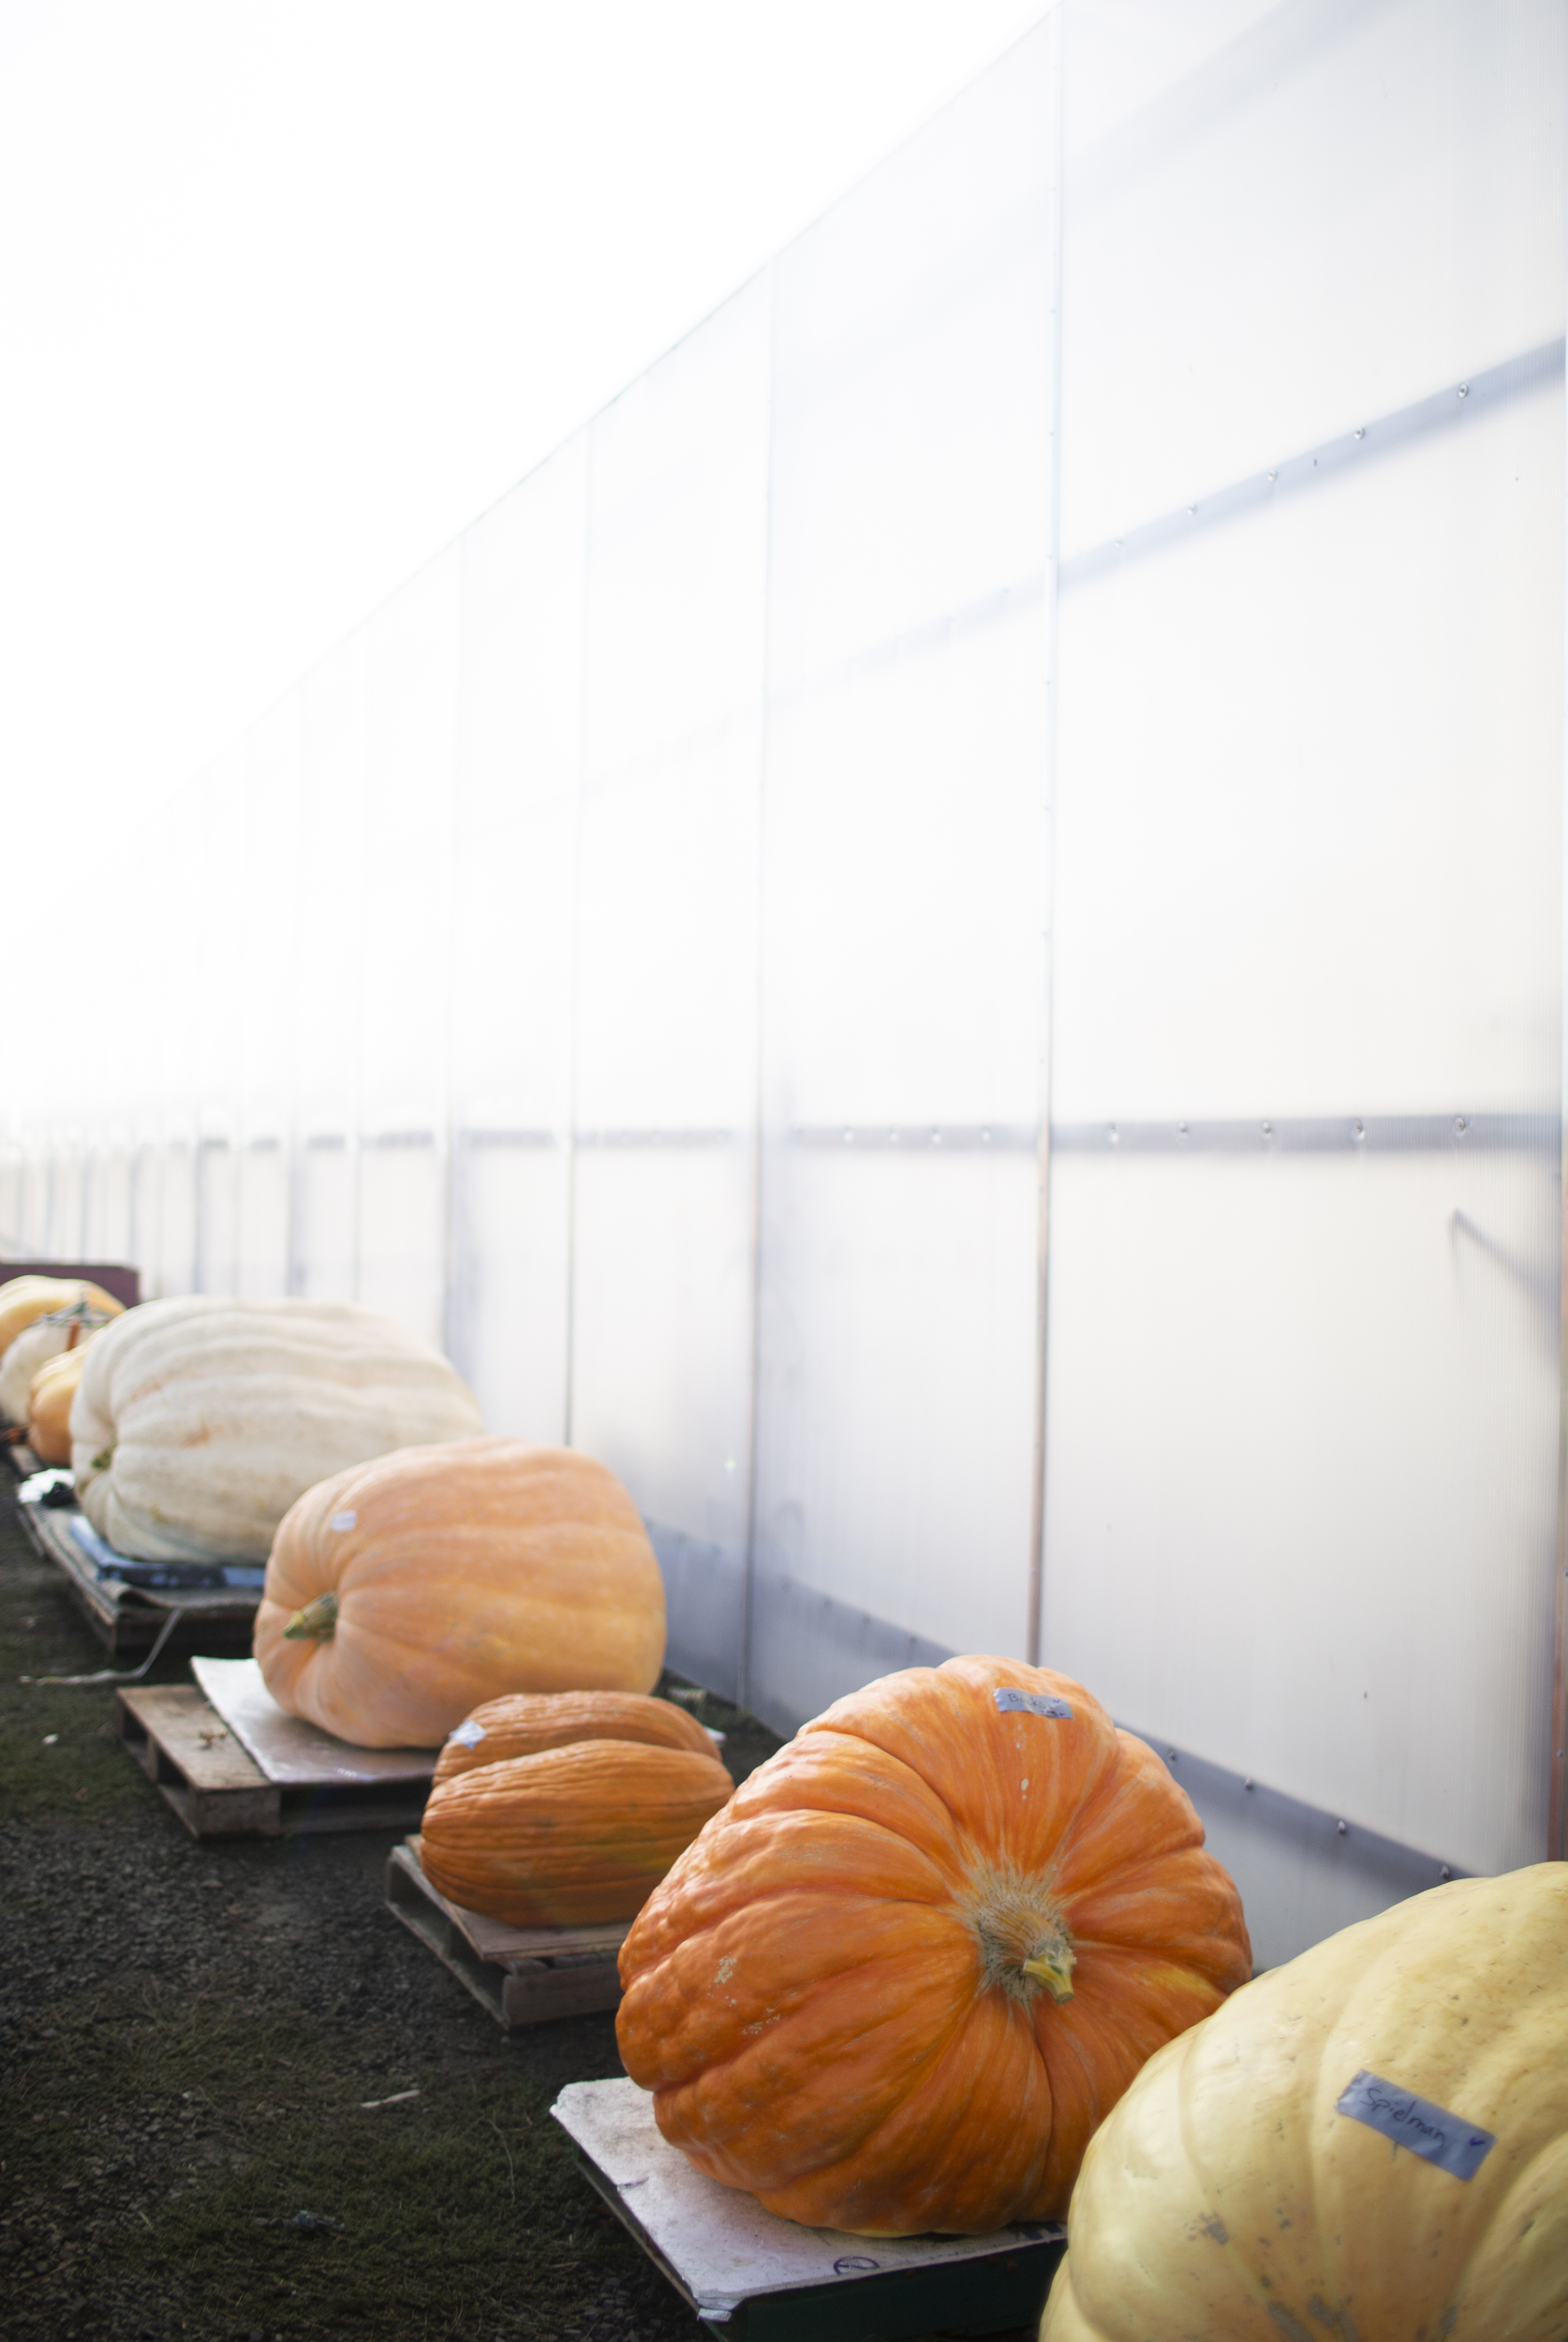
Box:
left=616, top=1656, right=1250, bottom=2237
left=421, top=1738, right=734, bottom=1925
left=433, top=1687, right=716, bottom=1786
left=254, top=1437, right=668, bottom=1747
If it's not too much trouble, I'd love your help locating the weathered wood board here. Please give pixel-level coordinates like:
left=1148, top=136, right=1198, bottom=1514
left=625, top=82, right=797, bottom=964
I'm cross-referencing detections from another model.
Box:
left=385, top=1838, right=626, bottom=2027
left=116, top=1682, right=434, bottom=1840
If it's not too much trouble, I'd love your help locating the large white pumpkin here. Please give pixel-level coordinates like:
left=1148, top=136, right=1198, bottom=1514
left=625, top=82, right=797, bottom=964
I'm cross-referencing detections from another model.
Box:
left=0, top=1306, right=116, bottom=1425
left=71, top=1296, right=485, bottom=1561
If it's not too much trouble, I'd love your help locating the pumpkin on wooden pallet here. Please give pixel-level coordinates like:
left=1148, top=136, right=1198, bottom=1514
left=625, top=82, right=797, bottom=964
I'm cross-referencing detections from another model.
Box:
left=434, top=1687, right=716, bottom=1786
left=27, top=1333, right=106, bottom=1465
left=71, top=1295, right=484, bottom=1563
left=616, top=1655, right=1251, bottom=2239
left=1038, top=1863, right=1568, bottom=2342
left=0, top=1277, right=123, bottom=1420
left=255, top=1437, right=669, bottom=1747
left=421, top=1737, right=734, bottom=1926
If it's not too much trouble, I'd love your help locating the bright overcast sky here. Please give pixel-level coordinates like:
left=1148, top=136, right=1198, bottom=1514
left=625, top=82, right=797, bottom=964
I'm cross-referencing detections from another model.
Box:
left=0, top=0, right=1043, bottom=866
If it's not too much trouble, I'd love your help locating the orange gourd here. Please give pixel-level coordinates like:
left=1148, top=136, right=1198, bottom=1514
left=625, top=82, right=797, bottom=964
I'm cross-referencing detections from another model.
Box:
left=433, top=1688, right=716, bottom=1786
left=254, top=1436, right=668, bottom=1747
left=26, top=1339, right=99, bottom=1465
left=615, top=1655, right=1250, bottom=2238
left=420, top=1738, right=734, bottom=1926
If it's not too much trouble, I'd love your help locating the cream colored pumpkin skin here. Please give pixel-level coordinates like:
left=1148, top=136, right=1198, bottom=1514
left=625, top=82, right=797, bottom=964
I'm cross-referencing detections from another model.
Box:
left=0, top=1309, right=114, bottom=1425
left=1040, top=1862, right=1568, bottom=2342
left=71, top=1296, right=484, bottom=1561
left=0, top=1275, right=123, bottom=1365
left=254, top=1438, right=669, bottom=1747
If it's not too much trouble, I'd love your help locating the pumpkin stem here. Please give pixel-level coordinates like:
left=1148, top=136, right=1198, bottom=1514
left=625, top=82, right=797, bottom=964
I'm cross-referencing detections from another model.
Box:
left=1021, top=1935, right=1076, bottom=2004
left=284, top=1591, right=339, bottom=1640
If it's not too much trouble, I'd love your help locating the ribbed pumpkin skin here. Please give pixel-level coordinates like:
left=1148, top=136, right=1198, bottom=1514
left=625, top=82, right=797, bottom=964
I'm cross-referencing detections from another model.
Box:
left=434, top=1689, right=715, bottom=1786
left=1, top=1310, right=114, bottom=1426
left=0, top=1276, right=123, bottom=1364
left=27, top=1338, right=101, bottom=1465
left=420, top=1739, right=735, bottom=1925
left=1039, top=1864, right=1568, bottom=2342
left=72, top=1296, right=484, bottom=1561
left=255, top=1439, right=669, bottom=1747
left=616, top=1656, right=1250, bottom=2238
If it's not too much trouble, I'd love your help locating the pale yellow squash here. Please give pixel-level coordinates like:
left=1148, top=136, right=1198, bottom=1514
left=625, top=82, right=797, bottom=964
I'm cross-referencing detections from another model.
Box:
left=1039, top=1863, right=1568, bottom=2342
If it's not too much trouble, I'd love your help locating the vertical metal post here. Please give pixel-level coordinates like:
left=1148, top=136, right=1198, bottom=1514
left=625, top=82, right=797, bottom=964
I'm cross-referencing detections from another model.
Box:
left=1027, top=4, right=1066, bottom=1668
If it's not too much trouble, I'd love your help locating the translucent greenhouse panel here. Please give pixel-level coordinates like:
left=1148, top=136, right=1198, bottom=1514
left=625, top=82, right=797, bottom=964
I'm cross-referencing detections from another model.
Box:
left=355, top=554, right=459, bottom=1347
left=155, top=1142, right=196, bottom=1298
left=233, top=702, right=299, bottom=1299
left=1043, top=1143, right=1558, bottom=1881
left=357, top=1136, right=445, bottom=1352
left=293, top=1138, right=357, bottom=1306
left=0, top=1146, right=22, bottom=1252
left=1050, top=395, right=1565, bottom=1122
left=81, top=1145, right=131, bottom=1264
left=196, top=1139, right=239, bottom=1294
left=1058, top=0, right=1566, bottom=556
left=1043, top=0, right=1566, bottom=1929
left=236, top=1141, right=289, bottom=1299
left=44, top=1149, right=86, bottom=1261
left=447, top=440, right=588, bottom=1437
left=751, top=11, right=1056, bottom=1731
left=290, top=634, right=368, bottom=1297
left=570, top=289, right=770, bottom=1694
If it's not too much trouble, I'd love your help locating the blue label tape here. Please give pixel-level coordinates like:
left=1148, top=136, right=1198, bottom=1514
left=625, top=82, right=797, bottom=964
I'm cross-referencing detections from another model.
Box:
left=1335, top=2069, right=1495, bottom=2181
left=994, top=1688, right=1073, bottom=1721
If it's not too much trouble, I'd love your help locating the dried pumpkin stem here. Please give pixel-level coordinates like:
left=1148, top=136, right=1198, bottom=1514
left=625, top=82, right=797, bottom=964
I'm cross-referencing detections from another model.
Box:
left=284, top=1591, right=339, bottom=1640
left=1021, top=1934, right=1076, bottom=2004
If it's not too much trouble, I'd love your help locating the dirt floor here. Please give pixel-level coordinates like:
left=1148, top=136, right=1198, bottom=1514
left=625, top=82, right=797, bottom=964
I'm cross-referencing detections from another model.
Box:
left=0, top=1476, right=1044, bottom=2342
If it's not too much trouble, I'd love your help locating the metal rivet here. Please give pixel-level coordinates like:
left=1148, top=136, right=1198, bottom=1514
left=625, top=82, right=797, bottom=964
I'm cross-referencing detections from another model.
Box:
left=1107, top=1124, right=1119, bottom=1147
left=1354, top=1119, right=1365, bottom=1138
left=1354, top=427, right=1365, bottom=440
left=1337, top=1819, right=1348, bottom=1835
left=1266, top=469, right=1277, bottom=482
left=1177, top=1121, right=1188, bottom=1137
left=1440, top=1865, right=1451, bottom=1880
left=1454, top=1116, right=1467, bottom=1135
left=1243, top=1777, right=1254, bottom=1791
left=1457, top=382, right=1469, bottom=398
left=1261, top=1120, right=1272, bottom=1136
left=1168, top=1749, right=1178, bottom=1762
left=1186, top=505, right=1196, bottom=516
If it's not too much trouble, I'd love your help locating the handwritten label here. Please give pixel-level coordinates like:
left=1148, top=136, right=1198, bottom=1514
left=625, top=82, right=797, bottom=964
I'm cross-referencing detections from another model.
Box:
left=1336, top=2070, right=1495, bottom=2180
left=329, top=1509, right=357, bottom=1532
left=449, top=1719, right=486, bottom=1749
left=994, top=1688, right=1073, bottom=1721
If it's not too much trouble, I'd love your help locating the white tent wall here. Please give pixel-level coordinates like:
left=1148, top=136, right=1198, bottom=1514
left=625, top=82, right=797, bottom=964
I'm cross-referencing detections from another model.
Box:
left=1, top=0, right=1562, bottom=1967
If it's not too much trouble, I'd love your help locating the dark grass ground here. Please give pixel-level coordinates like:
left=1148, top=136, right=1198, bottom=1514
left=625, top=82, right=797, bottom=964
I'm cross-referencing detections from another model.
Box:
left=0, top=1480, right=1043, bottom=2342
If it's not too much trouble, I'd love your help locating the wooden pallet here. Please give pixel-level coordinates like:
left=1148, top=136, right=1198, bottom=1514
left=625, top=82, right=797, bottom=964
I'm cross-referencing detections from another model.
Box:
left=116, top=1684, right=432, bottom=1840
left=555, top=2078, right=1066, bottom=2341
left=21, top=1496, right=258, bottom=1657
left=386, top=1838, right=627, bottom=2027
